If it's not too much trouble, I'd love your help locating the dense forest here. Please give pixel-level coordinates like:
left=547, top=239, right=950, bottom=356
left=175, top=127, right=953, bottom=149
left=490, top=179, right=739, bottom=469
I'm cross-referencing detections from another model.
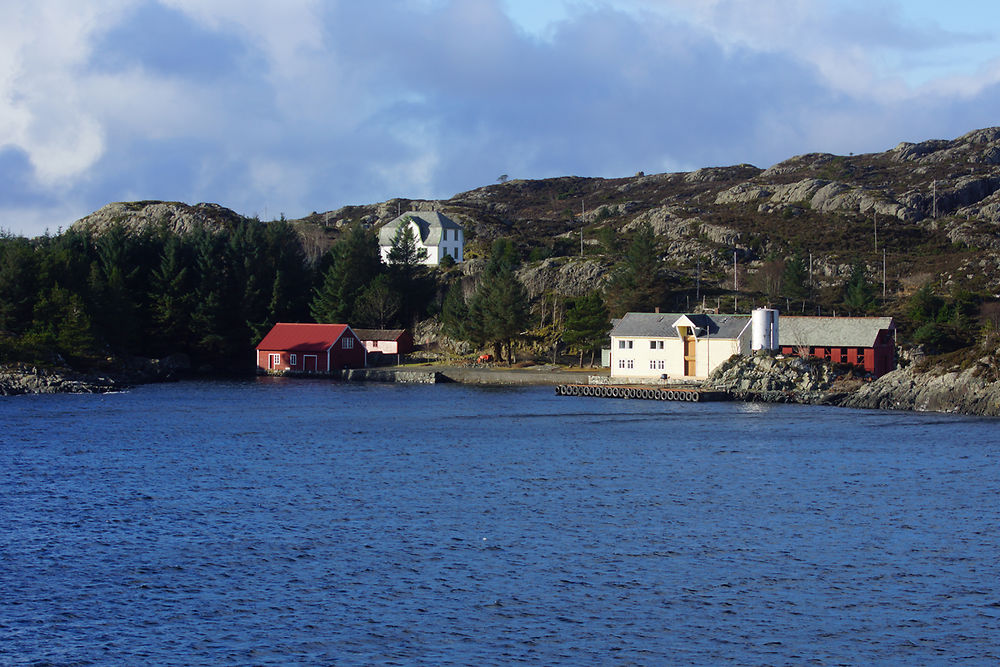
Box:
left=0, top=214, right=613, bottom=372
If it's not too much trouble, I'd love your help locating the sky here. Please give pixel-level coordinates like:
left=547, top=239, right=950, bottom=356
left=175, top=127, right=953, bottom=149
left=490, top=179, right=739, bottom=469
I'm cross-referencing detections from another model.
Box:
left=2, top=0, right=1000, bottom=237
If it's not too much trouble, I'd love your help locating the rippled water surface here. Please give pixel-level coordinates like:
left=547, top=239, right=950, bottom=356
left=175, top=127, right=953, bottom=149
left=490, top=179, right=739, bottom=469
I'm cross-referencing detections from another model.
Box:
left=2, top=379, right=1000, bottom=664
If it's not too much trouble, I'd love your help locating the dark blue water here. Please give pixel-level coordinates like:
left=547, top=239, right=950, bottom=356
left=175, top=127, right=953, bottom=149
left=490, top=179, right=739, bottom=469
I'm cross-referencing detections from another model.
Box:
left=2, top=379, right=999, bottom=665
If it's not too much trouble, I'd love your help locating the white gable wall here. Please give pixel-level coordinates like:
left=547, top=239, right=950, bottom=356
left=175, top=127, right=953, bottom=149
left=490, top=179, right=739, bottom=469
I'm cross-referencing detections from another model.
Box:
left=610, top=334, right=741, bottom=380
left=379, top=221, right=464, bottom=266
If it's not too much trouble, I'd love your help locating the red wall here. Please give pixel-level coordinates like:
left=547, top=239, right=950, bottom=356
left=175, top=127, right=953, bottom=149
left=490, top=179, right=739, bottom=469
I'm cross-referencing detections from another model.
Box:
left=779, top=335, right=895, bottom=378
left=256, top=331, right=367, bottom=373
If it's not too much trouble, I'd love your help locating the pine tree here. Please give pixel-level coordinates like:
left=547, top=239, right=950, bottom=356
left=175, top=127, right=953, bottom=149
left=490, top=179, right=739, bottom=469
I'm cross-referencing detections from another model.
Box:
left=843, top=261, right=876, bottom=313
left=310, top=223, right=383, bottom=323
left=149, top=236, right=193, bottom=352
left=354, top=274, right=401, bottom=329
left=563, top=292, right=611, bottom=367
left=604, top=223, right=666, bottom=316
left=782, top=253, right=809, bottom=302
left=440, top=281, right=468, bottom=341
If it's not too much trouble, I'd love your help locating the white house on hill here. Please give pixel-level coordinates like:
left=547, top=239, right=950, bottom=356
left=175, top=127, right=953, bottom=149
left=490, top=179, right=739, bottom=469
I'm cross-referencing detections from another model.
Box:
left=378, top=211, right=464, bottom=265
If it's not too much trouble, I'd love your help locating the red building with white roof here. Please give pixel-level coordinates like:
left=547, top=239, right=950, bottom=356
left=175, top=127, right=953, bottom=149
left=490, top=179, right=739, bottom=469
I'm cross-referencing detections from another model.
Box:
left=255, top=323, right=366, bottom=374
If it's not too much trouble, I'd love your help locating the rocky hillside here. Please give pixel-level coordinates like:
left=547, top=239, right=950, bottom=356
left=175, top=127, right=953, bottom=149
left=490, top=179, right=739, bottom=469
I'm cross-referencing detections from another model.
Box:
left=70, top=127, right=1000, bottom=303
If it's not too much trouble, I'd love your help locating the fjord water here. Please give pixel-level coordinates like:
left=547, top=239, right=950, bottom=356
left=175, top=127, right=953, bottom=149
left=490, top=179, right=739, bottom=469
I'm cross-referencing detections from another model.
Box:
left=2, top=380, right=999, bottom=665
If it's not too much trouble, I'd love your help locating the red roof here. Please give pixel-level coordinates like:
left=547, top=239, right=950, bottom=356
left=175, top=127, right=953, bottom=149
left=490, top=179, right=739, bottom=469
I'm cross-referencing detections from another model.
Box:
left=256, top=323, right=351, bottom=352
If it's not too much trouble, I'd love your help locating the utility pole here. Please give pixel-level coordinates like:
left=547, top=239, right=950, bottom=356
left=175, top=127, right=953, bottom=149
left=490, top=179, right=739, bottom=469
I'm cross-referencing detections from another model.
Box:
left=580, top=199, right=585, bottom=257
left=874, top=212, right=878, bottom=253
left=882, top=248, right=887, bottom=299
left=696, top=259, right=701, bottom=303
left=933, top=181, right=938, bottom=219
left=733, top=250, right=738, bottom=313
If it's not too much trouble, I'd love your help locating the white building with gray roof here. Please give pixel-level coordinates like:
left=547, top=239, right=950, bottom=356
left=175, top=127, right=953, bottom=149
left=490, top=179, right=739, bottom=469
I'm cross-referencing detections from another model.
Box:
left=378, top=211, right=464, bottom=266
left=610, top=312, right=753, bottom=380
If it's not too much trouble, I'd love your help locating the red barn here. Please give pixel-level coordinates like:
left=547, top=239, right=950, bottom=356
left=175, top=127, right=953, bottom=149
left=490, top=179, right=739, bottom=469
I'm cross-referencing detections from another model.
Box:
left=352, top=329, right=414, bottom=355
left=778, top=316, right=896, bottom=377
left=255, top=323, right=367, bottom=374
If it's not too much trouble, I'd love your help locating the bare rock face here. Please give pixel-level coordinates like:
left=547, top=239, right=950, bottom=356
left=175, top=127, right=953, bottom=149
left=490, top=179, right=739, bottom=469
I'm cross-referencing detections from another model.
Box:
left=623, top=206, right=693, bottom=238
left=715, top=183, right=772, bottom=204
left=841, top=356, right=1000, bottom=415
left=516, top=258, right=609, bottom=299
left=709, top=353, right=837, bottom=395
left=72, top=201, right=246, bottom=236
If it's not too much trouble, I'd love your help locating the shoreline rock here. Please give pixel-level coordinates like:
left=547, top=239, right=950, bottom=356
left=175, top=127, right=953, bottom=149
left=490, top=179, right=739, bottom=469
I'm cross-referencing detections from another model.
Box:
left=0, top=365, right=121, bottom=396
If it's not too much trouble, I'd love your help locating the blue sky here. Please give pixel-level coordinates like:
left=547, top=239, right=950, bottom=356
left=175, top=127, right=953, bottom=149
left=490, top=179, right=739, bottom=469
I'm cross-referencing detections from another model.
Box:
left=2, top=0, right=999, bottom=237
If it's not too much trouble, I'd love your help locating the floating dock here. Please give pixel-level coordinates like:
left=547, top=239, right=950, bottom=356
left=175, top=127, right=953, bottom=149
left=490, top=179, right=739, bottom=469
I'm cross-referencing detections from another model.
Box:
left=555, top=384, right=730, bottom=402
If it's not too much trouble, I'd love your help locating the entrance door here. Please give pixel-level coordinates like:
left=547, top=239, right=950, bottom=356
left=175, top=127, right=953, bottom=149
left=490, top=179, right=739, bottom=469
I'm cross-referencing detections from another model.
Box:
left=304, top=355, right=318, bottom=372
left=684, top=336, right=696, bottom=376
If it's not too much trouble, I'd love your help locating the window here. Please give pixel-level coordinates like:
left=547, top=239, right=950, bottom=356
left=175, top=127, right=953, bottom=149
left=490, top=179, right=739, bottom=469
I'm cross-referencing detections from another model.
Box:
left=650, top=341, right=657, bottom=350
left=627, top=359, right=634, bottom=369
left=289, top=354, right=297, bottom=366
left=268, top=353, right=280, bottom=368
left=342, top=337, right=354, bottom=349
left=658, top=341, right=664, bottom=349
left=618, top=340, right=633, bottom=349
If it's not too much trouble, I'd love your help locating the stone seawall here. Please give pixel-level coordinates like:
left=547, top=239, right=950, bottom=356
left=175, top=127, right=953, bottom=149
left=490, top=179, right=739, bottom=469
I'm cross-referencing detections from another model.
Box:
left=336, top=369, right=445, bottom=384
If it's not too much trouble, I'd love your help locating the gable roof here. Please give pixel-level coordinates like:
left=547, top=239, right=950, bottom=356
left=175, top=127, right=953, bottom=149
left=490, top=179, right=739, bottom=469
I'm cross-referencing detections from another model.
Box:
left=378, top=211, right=463, bottom=247
left=778, top=316, right=895, bottom=348
left=352, top=328, right=408, bottom=342
left=256, top=323, right=352, bottom=352
left=611, top=312, right=751, bottom=339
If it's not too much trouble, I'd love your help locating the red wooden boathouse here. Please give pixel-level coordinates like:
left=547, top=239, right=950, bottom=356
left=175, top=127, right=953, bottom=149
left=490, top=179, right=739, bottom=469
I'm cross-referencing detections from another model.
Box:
left=255, top=323, right=366, bottom=374
left=778, top=316, right=896, bottom=377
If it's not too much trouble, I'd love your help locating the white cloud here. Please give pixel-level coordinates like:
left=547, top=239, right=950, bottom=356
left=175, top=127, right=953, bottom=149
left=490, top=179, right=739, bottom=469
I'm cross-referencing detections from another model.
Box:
left=0, top=1, right=137, bottom=186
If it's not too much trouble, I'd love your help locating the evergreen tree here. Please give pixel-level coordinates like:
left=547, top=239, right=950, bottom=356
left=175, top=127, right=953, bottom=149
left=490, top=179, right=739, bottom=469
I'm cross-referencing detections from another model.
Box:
left=0, top=237, right=39, bottom=334
left=440, top=281, right=469, bottom=341
left=25, top=285, right=97, bottom=361
left=310, top=223, right=383, bottom=323
left=604, top=223, right=666, bottom=316
left=354, top=274, right=401, bottom=329
left=89, top=224, right=141, bottom=351
left=467, top=241, right=530, bottom=363
left=843, top=261, right=876, bottom=313
left=563, top=292, right=611, bottom=367
left=386, top=221, right=428, bottom=273
left=782, top=252, right=809, bottom=302
left=149, top=235, right=194, bottom=352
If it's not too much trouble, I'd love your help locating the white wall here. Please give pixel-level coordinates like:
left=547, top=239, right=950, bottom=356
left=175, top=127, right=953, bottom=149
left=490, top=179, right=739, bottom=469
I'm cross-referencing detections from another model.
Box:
left=610, top=334, right=740, bottom=380
left=379, top=222, right=464, bottom=265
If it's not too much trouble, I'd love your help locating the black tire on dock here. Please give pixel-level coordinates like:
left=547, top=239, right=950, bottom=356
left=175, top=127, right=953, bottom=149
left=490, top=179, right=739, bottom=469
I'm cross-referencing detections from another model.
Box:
left=643, top=388, right=653, bottom=400
left=571, top=385, right=580, bottom=396
left=691, top=392, right=701, bottom=402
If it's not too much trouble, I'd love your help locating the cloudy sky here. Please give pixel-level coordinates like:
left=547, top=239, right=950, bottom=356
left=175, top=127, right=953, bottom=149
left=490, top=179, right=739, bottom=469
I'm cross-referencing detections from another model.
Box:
left=2, top=0, right=1000, bottom=237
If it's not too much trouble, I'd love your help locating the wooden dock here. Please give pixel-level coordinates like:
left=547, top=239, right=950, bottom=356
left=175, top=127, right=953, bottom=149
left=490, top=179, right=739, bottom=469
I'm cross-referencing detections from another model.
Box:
left=555, top=384, right=730, bottom=402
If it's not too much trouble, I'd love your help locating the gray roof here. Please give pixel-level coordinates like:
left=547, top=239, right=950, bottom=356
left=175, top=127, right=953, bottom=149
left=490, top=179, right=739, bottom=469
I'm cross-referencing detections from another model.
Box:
left=352, top=328, right=407, bottom=342
left=378, top=211, right=463, bottom=246
left=610, top=312, right=751, bottom=339
left=778, top=316, right=895, bottom=348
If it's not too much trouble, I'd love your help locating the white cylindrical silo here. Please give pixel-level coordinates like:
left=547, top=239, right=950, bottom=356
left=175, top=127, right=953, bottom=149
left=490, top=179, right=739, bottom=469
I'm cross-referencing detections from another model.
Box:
left=751, top=308, right=769, bottom=351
